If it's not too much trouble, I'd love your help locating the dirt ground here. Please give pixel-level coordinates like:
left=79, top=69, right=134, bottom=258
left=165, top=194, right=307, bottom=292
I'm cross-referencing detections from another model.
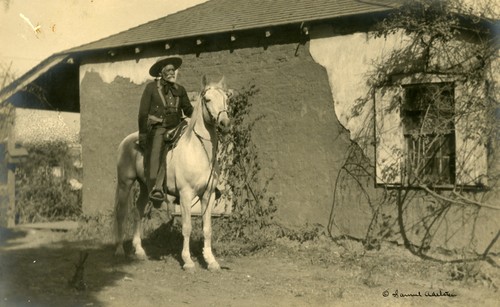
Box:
left=0, top=224, right=499, bottom=307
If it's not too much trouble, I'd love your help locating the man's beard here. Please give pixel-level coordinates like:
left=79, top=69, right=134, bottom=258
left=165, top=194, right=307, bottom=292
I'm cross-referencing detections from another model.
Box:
left=162, top=74, right=176, bottom=83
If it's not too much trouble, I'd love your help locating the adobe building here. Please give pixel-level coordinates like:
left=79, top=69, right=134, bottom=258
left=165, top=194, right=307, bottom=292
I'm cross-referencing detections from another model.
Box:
left=1, top=0, right=498, bottom=253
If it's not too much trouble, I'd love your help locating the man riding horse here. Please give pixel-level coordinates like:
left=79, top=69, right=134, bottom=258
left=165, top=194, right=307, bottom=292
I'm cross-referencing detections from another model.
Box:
left=138, top=56, right=193, bottom=206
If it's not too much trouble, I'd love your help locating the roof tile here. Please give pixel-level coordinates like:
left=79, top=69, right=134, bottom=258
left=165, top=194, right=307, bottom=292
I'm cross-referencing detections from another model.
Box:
left=65, top=0, right=400, bottom=53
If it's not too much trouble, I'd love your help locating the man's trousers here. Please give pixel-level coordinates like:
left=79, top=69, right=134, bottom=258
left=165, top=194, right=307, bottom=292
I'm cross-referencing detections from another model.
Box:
left=144, top=126, right=167, bottom=192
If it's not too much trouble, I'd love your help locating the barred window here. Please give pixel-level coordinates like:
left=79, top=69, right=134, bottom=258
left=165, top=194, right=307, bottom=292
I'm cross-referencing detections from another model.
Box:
left=402, top=83, right=456, bottom=185
left=374, top=76, right=487, bottom=187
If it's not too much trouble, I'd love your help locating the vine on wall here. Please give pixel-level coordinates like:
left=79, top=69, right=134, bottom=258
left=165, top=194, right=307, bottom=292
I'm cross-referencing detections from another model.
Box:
left=329, top=0, right=500, bottom=262
left=213, top=85, right=278, bottom=254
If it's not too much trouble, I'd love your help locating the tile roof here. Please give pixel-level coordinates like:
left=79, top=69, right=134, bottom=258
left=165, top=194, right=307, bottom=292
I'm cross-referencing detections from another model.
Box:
left=65, top=0, right=400, bottom=53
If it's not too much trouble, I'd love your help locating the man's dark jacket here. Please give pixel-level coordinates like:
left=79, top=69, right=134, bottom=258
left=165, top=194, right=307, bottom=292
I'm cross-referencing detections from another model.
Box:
left=138, top=80, right=193, bottom=135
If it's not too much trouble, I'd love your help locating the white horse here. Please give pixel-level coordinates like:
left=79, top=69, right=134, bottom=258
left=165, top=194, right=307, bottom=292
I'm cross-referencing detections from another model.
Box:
left=114, top=76, right=231, bottom=271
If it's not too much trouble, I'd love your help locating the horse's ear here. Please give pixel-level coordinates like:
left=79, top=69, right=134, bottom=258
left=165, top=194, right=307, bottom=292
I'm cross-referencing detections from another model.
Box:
left=201, top=75, right=208, bottom=88
left=218, top=76, right=227, bottom=90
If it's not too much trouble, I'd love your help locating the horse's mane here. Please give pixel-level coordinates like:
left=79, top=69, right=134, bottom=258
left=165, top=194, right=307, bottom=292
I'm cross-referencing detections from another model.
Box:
left=184, top=90, right=203, bottom=139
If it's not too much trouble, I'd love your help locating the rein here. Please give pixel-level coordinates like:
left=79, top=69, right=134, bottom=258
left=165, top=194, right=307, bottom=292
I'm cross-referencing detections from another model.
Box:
left=193, top=130, right=218, bottom=209
left=190, top=87, right=228, bottom=208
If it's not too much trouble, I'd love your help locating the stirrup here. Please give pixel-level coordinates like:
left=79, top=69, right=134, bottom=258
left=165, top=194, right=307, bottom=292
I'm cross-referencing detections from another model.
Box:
left=149, top=188, right=165, bottom=207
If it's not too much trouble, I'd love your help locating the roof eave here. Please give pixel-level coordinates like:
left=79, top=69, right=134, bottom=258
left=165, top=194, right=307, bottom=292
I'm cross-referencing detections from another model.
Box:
left=61, top=8, right=395, bottom=55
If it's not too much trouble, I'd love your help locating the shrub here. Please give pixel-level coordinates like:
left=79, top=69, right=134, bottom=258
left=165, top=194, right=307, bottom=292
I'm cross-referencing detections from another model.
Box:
left=15, top=141, right=82, bottom=223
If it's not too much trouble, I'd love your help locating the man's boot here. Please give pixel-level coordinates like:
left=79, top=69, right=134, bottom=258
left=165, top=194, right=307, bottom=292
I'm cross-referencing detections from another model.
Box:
left=149, top=160, right=166, bottom=208
left=148, top=178, right=164, bottom=208
left=149, top=145, right=168, bottom=207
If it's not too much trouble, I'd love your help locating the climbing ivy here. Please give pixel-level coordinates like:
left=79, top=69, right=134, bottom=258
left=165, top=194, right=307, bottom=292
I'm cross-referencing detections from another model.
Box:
left=214, top=85, right=278, bottom=254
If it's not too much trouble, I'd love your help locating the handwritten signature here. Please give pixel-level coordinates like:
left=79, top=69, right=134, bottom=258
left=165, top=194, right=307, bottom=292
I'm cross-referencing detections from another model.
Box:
left=382, top=289, right=457, bottom=298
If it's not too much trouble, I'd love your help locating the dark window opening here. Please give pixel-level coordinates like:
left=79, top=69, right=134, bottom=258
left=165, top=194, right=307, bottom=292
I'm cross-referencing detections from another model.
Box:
left=402, top=83, right=456, bottom=185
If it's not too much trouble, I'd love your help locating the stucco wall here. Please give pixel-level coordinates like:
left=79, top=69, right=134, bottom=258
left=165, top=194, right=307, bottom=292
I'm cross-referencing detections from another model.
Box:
left=80, top=41, right=350, bottom=227
left=310, top=26, right=399, bottom=144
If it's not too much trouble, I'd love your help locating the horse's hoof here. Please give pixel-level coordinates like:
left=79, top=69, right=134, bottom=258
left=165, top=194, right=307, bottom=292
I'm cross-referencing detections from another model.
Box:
left=207, top=262, right=221, bottom=272
left=183, top=262, right=196, bottom=271
left=115, top=246, right=125, bottom=257
left=134, top=253, right=148, bottom=261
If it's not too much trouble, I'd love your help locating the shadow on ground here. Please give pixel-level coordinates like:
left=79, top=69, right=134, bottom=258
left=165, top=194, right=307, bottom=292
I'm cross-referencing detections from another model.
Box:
left=0, top=220, right=212, bottom=307
left=0, top=228, right=131, bottom=307
left=0, top=227, right=28, bottom=247
left=134, top=219, right=208, bottom=268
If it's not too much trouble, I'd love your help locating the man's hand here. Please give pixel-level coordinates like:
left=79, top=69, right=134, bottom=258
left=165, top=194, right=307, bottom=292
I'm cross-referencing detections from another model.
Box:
left=138, top=133, right=147, bottom=150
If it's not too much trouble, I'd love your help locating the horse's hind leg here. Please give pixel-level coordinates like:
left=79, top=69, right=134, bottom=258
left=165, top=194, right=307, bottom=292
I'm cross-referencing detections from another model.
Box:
left=131, top=181, right=149, bottom=260
left=114, top=177, right=134, bottom=256
left=201, top=193, right=220, bottom=271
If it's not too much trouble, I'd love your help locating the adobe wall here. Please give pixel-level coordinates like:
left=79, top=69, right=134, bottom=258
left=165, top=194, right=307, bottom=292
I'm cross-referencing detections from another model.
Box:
left=79, top=25, right=499, bottom=253
left=309, top=25, right=500, bottom=253
left=79, top=39, right=351, bottom=227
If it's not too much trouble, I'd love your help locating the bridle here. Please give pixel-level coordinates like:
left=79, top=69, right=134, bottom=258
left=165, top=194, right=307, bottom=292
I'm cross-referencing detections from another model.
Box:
left=200, top=86, right=229, bottom=127
left=195, top=85, right=230, bottom=161
left=192, top=86, right=230, bottom=210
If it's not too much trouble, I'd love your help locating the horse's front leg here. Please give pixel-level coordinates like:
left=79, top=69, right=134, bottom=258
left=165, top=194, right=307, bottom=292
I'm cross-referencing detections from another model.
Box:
left=180, top=190, right=195, bottom=270
left=132, top=182, right=149, bottom=260
left=201, top=191, right=220, bottom=271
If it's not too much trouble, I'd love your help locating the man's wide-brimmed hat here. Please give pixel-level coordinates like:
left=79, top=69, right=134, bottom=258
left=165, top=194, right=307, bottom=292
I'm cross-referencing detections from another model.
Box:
left=149, top=56, right=182, bottom=77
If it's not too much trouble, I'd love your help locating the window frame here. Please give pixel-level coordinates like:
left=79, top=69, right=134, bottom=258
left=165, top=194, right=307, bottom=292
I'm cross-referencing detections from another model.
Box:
left=374, top=73, right=488, bottom=190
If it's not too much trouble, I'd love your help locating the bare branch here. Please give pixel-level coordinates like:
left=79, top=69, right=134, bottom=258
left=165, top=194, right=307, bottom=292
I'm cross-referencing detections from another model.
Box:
left=419, top=184, right=500, bottom=210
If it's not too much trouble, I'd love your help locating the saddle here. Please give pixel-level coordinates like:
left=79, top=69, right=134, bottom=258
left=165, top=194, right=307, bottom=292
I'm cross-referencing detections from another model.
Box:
left=135, top=120, right=188, bottom=151
left=164, top=120, right=188, bottom=149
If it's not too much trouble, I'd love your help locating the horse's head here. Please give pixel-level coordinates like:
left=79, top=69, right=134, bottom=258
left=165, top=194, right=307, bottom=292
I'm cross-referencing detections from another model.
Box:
left=200, top=75, right=232, bottom=134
